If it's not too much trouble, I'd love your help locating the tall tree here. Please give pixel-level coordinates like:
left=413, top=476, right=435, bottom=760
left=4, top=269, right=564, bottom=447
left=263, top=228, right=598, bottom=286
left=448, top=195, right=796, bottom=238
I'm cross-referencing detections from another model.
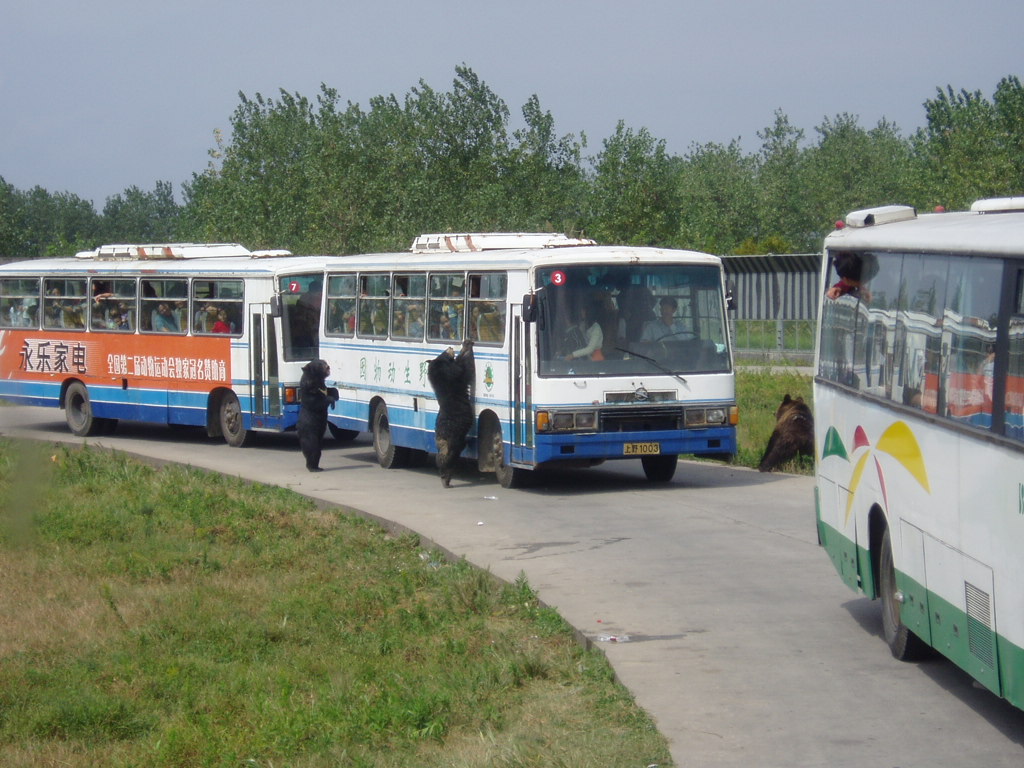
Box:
left=675, top=139, right=758, bottom=254
left=101, top=181, right=180, bottom=243
left=587, top=122, right=681, bottom=246
left=752, top=110, right=807, bottom=252
left=913, top=80, right=1023, bottom=208
left=800, top=114, right=915, bottom=240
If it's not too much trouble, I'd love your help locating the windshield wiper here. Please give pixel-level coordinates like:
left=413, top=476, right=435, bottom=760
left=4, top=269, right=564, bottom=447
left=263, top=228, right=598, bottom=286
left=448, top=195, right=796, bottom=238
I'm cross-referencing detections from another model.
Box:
left=615, top=347, right=687, bottom=386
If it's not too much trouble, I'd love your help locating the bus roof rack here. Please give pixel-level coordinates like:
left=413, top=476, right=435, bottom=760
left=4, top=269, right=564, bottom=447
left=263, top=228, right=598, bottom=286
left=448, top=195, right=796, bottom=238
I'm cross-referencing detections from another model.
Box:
left=844, top=205, right=917, bottom=228
left=75, top=243, right=258, bottom=260
left=971, top=197, right=1024, bottom=214
left=410, top=232, right=596, bottom=253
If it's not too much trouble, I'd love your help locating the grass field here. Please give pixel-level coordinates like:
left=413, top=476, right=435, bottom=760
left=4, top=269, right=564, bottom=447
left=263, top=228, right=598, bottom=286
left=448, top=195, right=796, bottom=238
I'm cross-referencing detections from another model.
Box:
left=734, top=367, right=814, bottom=473
left=0, top=441, right=671, bottom=768
left=0, top=367, right=811, bottom=766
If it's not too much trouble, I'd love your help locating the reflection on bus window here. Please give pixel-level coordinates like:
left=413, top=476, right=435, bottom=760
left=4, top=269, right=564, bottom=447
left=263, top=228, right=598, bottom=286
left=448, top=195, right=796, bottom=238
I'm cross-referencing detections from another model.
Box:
left=819, top=249, right=1003, bottom=432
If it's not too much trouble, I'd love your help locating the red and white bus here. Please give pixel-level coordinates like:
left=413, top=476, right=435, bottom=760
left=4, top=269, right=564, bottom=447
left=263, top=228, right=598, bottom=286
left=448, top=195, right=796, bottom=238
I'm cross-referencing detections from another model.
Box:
left=0, top=243, right=331, bottom=446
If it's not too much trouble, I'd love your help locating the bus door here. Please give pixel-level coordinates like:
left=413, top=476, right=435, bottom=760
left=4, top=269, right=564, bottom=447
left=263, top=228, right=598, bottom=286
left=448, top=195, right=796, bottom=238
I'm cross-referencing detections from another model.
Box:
left=508, top=302, right=534, bottom=463
left=249, top=303, right=281, bottom=426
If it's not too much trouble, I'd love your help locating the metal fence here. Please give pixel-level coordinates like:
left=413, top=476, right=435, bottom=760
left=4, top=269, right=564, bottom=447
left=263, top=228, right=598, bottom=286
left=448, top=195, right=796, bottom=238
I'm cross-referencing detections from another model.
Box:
left=722, top=253, right=821, bottom=363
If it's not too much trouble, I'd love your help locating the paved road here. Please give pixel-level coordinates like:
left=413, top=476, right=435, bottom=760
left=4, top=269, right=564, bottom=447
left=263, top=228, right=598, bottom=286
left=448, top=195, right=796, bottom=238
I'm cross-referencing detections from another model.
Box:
left=3, top=406, right=1024, bottom=767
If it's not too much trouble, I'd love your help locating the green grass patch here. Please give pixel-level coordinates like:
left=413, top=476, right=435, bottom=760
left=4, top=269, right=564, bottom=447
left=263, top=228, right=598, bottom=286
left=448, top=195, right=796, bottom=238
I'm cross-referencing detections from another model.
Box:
left=0, top=440, right=671, bottom=767
left=734, top=367, right=814, bottom=474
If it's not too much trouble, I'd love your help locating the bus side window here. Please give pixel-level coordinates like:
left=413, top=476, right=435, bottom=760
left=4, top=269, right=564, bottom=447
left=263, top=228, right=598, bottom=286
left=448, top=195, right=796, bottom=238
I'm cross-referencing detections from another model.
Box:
left=43, top=278, right=87, bottom=330
left=468, top=272, right=507, bottom=344
left=91, top=278, right=137, bottom=333
left=358, top=274, right=389, bottom=338
left=428, top=273, right=464, bottom=342
left=141, top=279, right=188, bottom=334
left=0, top=278, right=40, bottom=329
left=194, top=279, right=244, bottom=336
left=325, top=274, right=357, bottom=337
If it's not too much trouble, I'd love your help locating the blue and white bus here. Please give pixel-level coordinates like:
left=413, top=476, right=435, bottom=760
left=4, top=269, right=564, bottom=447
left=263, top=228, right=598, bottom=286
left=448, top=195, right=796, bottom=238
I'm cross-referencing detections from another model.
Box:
left=316, top=233, right=738, bottom=486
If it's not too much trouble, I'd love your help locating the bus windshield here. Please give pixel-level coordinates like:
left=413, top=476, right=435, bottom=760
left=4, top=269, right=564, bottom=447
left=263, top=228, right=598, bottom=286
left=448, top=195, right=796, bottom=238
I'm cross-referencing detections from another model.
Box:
left=535, top=263, right=730, bottom=376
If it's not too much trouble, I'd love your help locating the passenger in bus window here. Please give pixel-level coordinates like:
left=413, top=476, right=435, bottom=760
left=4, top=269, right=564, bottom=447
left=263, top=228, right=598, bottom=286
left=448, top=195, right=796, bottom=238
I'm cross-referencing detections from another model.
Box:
left=63, top=302, right=85, bottom=329
left=408, top=305, right=424, bottom=338
left=437, top=312, right=454, bottom=339
left=212, top=309, right=232, bottom=333
left=473, top=302, right=503, bottom=342
left=114, top=302, right=132, bottom=331
left=641, top=297, right=687, bottom=342
left=152, top=303, right=179, bottom=333
left=565, top=301, right=604, bottom=361
left=9, top=300, right=35, bottom=327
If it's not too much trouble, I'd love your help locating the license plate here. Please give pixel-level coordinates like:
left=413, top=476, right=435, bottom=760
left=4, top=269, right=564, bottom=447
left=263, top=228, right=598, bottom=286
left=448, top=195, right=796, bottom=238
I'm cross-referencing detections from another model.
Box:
left=624, top=442, right=661, bottom=456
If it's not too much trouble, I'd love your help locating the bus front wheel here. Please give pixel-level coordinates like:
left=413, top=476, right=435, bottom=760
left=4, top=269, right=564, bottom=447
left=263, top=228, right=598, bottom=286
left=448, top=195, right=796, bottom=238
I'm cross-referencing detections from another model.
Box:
left=642, top=454, right=678, bottom=482
left=65, top=381, right=109, bottom=437
left=879, top=528, right=929, bottom=660
left=219, top=392, right=251, bottom=447
left=372, top=402, right=410, bottom=469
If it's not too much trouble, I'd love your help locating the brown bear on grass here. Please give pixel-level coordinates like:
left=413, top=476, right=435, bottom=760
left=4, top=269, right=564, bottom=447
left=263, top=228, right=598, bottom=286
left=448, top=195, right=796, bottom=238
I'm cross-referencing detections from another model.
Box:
left=427, top=339, right=475, bottom=488
left=758, top=394, right=814, bottom=472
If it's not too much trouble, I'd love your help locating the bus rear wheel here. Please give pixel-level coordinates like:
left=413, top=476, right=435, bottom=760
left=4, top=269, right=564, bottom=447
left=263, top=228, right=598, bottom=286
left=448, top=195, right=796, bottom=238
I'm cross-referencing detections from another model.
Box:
left=879, top=528, right=929, bottom=660
left=642, top=454, right=678, bottom=482
left=219, top=391, right=251, bottom=447
left=372, top=402, right=410, bottom=469
left=65, top=381, right=110, bottom=437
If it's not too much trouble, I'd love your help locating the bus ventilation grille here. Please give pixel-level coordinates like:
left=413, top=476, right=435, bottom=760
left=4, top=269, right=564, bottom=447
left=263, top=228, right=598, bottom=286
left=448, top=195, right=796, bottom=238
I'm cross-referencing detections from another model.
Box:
left=965, top=581, right=995, bottom=668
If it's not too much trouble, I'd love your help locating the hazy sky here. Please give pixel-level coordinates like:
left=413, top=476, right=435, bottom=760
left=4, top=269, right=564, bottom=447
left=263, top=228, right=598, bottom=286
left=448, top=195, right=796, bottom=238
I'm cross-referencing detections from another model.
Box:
left=3, top=0, right=1022, bottom=206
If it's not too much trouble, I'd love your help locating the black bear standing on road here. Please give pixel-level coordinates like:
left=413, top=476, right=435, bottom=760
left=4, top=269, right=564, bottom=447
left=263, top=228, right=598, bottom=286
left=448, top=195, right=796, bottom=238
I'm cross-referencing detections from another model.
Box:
left=297, top=358, right=339, bottom=472
left=427, top=339, right=475, bottom=488
left=758, top=394, right=814, bottom=472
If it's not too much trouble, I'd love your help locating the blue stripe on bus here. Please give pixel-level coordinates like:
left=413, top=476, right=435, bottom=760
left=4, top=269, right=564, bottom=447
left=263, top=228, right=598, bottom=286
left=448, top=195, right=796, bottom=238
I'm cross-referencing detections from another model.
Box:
left=0, top=380, right=300, bottom=432
left=328, top=397, right=737, bottom=465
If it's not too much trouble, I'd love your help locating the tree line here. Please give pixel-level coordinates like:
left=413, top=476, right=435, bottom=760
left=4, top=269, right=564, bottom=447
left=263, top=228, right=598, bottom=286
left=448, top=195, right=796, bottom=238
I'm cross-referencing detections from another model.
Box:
left=3, top=66, right=1023, bottom=260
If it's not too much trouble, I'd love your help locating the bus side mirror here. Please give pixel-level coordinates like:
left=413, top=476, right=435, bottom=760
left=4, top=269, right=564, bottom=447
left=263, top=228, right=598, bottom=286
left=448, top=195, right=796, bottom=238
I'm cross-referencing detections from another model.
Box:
left=270, top=295, right=282, bottom=318
left=522, top=293, right=537, bottom=323
left=726, top=281, right=736, bottom=311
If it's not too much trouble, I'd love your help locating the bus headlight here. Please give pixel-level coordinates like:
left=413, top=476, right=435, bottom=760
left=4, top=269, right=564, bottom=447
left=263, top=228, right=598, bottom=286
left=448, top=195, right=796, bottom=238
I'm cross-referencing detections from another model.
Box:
left=684, top=407, right=729, bottom=427
left=552, top=412, right=575, bottom=430
left=705, top=408, right=726, bottom=424
left=536, top=410, right=598, bottom=433
left=575, top=411, right=597, bottom=430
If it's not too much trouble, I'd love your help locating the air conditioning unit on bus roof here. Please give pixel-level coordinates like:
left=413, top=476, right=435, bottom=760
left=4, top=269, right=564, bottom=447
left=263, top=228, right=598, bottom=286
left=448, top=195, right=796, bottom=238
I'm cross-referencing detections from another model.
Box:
left=844, top=205, right=917, bottom=228
left=75, top=243, right=259, bottom=260
left=410, top=232, right=596, bottom=253
left=971, top=196, right=1024, bottom=213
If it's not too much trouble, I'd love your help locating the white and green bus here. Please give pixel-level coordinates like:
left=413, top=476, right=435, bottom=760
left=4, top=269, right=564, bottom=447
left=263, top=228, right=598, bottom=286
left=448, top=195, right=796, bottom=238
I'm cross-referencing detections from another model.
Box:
left=814, top=198, right=1024, bottom=709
